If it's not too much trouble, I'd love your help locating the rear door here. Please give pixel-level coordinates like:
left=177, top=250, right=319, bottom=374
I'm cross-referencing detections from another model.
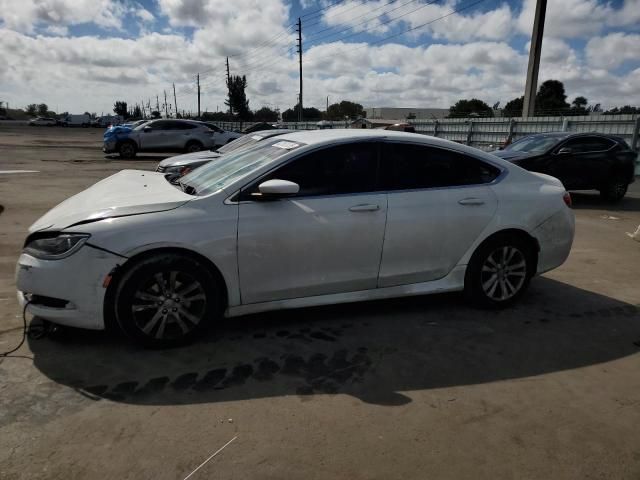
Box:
left=548, top=136, right=615, bottom=189
left=377, top=142, right=499, bottom=287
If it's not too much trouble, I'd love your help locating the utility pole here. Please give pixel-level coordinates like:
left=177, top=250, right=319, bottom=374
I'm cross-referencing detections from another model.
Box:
left=522, top=0, right=547, bottom=117
left=296, top=17, right=303, bottom=122
left=156, top=95, right=160, bottom=113
left=226, top=57, right=231, bottom=115
left=197, top=74, right=201, bottom=119
left=141, top=99, right=146, bottom=118
left=164, top=90, right=169, bottom=118
left=173, top=83, right=178, bottom=118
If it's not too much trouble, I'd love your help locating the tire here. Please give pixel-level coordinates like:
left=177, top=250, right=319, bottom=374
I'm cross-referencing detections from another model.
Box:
left=114, top=253, right=222, bottom=348
left=185, top=141, right=203, bottom=153
left=118, top=141, right=137, bottom=159
left=599, top=176, right=628, bottom=202
left=464, top=234, right=535, bottom=308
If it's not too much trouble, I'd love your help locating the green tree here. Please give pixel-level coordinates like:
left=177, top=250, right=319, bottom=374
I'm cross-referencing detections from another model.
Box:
left=253, top=106, right=279, bottom=122
left=282, top=105, right=323, bottom=122
left=113, top=101, right=128, bottom=117
left=225, top=75, right=251, bottom=120
left=503, top=96, right=524, bottom=117
left=26, top=104, right=38, bottom=116
left=603, top=105, right=640, bottom=115
left=326, top=100, right=365, bottom=120
left=567, top=96, right=589, bottom=116
left=448, top=98, right=493, bottom=118
left=534, top=80, right=569, bottom=116
left=131, top=105, right=142, bottom=118
left=37, top=103, right=48, bottom=116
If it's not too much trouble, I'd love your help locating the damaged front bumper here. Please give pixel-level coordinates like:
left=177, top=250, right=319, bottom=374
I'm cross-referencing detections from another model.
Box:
left=15, top=245, right=123, bottom=330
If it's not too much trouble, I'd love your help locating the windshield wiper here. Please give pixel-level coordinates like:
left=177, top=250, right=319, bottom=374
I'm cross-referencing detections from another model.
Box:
left=178, top=181, right=197, bottom=195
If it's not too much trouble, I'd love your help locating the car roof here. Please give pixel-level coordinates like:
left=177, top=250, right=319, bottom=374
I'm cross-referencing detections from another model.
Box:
left=521, top=131, right=619, bottom=140
left=273, top=129, right=506, bottom=165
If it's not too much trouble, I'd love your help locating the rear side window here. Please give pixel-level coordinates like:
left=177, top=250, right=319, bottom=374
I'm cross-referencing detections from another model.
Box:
left=252, top=142, right=379, bottom=197
left=562, top=137, right=615, bottom=153
left=380, top=143, right=500, bottom=190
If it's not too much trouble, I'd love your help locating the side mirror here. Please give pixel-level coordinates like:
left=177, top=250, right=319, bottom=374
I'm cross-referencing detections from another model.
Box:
left=557, top=147, right=572, bottom=155
left=256, top=179, right=299, bottom=199
left=143, top=126, right=152, bottom=132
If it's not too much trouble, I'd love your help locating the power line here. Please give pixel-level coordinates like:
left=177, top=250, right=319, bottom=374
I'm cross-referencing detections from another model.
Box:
left=306, top=0, right=420, bottom=40
left=305, top=0, right=440, bottom=48
left=304, top=0, right=487, bottom=64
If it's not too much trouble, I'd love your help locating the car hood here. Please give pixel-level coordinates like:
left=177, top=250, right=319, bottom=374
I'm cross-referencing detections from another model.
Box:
left=158, top=150, right=222, bottom=167
left=30, top=170, right=194, bottom=232
left=491, top=150, right=538, bottom=162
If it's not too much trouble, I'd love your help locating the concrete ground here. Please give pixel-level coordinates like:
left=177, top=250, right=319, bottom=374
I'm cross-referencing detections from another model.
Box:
left=1, top=124, right=639, bottom=480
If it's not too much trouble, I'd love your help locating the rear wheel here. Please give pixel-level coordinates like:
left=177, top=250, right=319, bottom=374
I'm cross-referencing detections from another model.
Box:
left=185, top=140, right=203, bottom=153
left=118, top=141, right=137, bottom=158
left=114, top=253, right=222, bottom=347
left=465, top=234, right=534, bottom=308
left=599, top=176, right=628, bottom=202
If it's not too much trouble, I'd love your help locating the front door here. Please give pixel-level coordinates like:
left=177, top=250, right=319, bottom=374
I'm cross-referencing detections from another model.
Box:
left=139, top=120, right=171, bottom=150
left=237, top=142, right=387, bottom=304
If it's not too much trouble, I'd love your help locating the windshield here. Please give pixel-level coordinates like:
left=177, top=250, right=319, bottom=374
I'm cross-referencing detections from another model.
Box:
left=216, top=134, right=265, bottom=154
left=180, top=139, right=305, bottom=196
left=506, top=136, right=560, bottom=153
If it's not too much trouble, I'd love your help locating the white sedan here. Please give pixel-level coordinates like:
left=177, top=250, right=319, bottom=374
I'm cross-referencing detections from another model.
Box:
left=16, top=130, right=574, bottom=347
left=28, top=117, right=57, bottom=126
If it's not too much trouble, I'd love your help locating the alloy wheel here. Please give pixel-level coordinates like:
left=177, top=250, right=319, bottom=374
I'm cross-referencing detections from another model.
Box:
left=480, top=246, right=527, bottom=302
left=131, top=271, right=207, bottom=340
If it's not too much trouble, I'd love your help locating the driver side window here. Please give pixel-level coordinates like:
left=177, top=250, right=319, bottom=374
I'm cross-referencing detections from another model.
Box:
left=243, top=142, right=379, bottom=198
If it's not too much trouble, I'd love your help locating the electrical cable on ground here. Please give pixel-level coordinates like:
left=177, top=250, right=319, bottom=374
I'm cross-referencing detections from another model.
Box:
left=0, top=302, right=49, bottom=358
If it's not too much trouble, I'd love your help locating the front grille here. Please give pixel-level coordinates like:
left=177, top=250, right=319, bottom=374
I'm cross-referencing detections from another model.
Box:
left=156, top=166, right=166, bottom=173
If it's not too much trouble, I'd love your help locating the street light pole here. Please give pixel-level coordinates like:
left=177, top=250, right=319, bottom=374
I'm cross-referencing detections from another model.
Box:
left=522, top=0, right=547, bottom=117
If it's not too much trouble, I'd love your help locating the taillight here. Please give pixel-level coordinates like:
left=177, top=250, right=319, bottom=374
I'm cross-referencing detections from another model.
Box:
left=563, top=192, right=572, bottom=208
left=179, top=166, right=192, bottom=177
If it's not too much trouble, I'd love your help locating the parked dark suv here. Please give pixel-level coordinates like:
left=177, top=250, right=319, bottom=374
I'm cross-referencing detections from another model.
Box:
left=493, top=132, right=637, bottom=201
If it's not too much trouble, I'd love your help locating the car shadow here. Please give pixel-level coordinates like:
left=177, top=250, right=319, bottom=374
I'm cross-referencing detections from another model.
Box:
left=28, top=278, right=640, bottom=407
left=570, top=190, right=640, bottom=212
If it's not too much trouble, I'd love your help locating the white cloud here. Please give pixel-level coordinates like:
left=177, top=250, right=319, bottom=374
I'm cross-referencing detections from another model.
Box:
left=586, top=33, right=640, bottom=70
left=517, top=0, right=640, bottom=38
left=0, top=0, right=127, bottom=32
left=135, top=8, right=155, bottom=23
left=0, top=0, right=638, bottom=116
left=317, top=0, right=514, bottom=42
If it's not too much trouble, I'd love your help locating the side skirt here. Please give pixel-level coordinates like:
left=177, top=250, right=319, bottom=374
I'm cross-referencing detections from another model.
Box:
left=225, top=265, right=467, bottom=318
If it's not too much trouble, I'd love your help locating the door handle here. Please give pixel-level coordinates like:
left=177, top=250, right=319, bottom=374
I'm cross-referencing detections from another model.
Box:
left=349, top=204, right=380, bottom=212
left=458, top=198, right=485, bottom=206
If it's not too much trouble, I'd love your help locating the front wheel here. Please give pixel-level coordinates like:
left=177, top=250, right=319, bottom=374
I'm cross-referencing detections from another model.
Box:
left=114, top=253, right=222, bottom=347
left=599, top=177, right=628, bottom=202
left=118, top=141, right=137, bottom=158
left=465, top=235, right=534, bottom=308
left=185, top=141, right=203, bottom=153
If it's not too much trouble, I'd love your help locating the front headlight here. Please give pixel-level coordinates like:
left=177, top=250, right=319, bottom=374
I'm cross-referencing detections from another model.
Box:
left=24, top=234, right=90, bottom=260
left=164, top=165, right=192, bottom=176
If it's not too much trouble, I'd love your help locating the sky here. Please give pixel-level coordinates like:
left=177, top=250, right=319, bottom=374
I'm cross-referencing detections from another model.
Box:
left=0, top=0, right=639, bottom=116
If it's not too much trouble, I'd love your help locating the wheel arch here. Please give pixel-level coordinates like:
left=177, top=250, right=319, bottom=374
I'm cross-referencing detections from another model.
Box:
left=103, top=246, right=229, bottom=332
left=467, top=228, right=540, bottom=272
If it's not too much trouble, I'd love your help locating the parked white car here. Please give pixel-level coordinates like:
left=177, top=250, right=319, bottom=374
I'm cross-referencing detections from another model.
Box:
left=103, top=119, right=217, bottom=158
left=16, top=130, right=574, bottom=347
left=28, top=117, right=57, bottom=126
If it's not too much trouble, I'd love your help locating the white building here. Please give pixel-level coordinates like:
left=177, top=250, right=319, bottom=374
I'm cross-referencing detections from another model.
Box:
left=365, top=107, right=449, bottom=120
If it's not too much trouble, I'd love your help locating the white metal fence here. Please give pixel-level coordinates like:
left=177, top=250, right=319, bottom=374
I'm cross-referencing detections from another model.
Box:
left=211, top=114, right=640, bottom=173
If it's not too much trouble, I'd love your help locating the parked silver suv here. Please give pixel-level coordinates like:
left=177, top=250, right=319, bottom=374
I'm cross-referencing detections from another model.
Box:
left=103, top=119, right=217, bottom=158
